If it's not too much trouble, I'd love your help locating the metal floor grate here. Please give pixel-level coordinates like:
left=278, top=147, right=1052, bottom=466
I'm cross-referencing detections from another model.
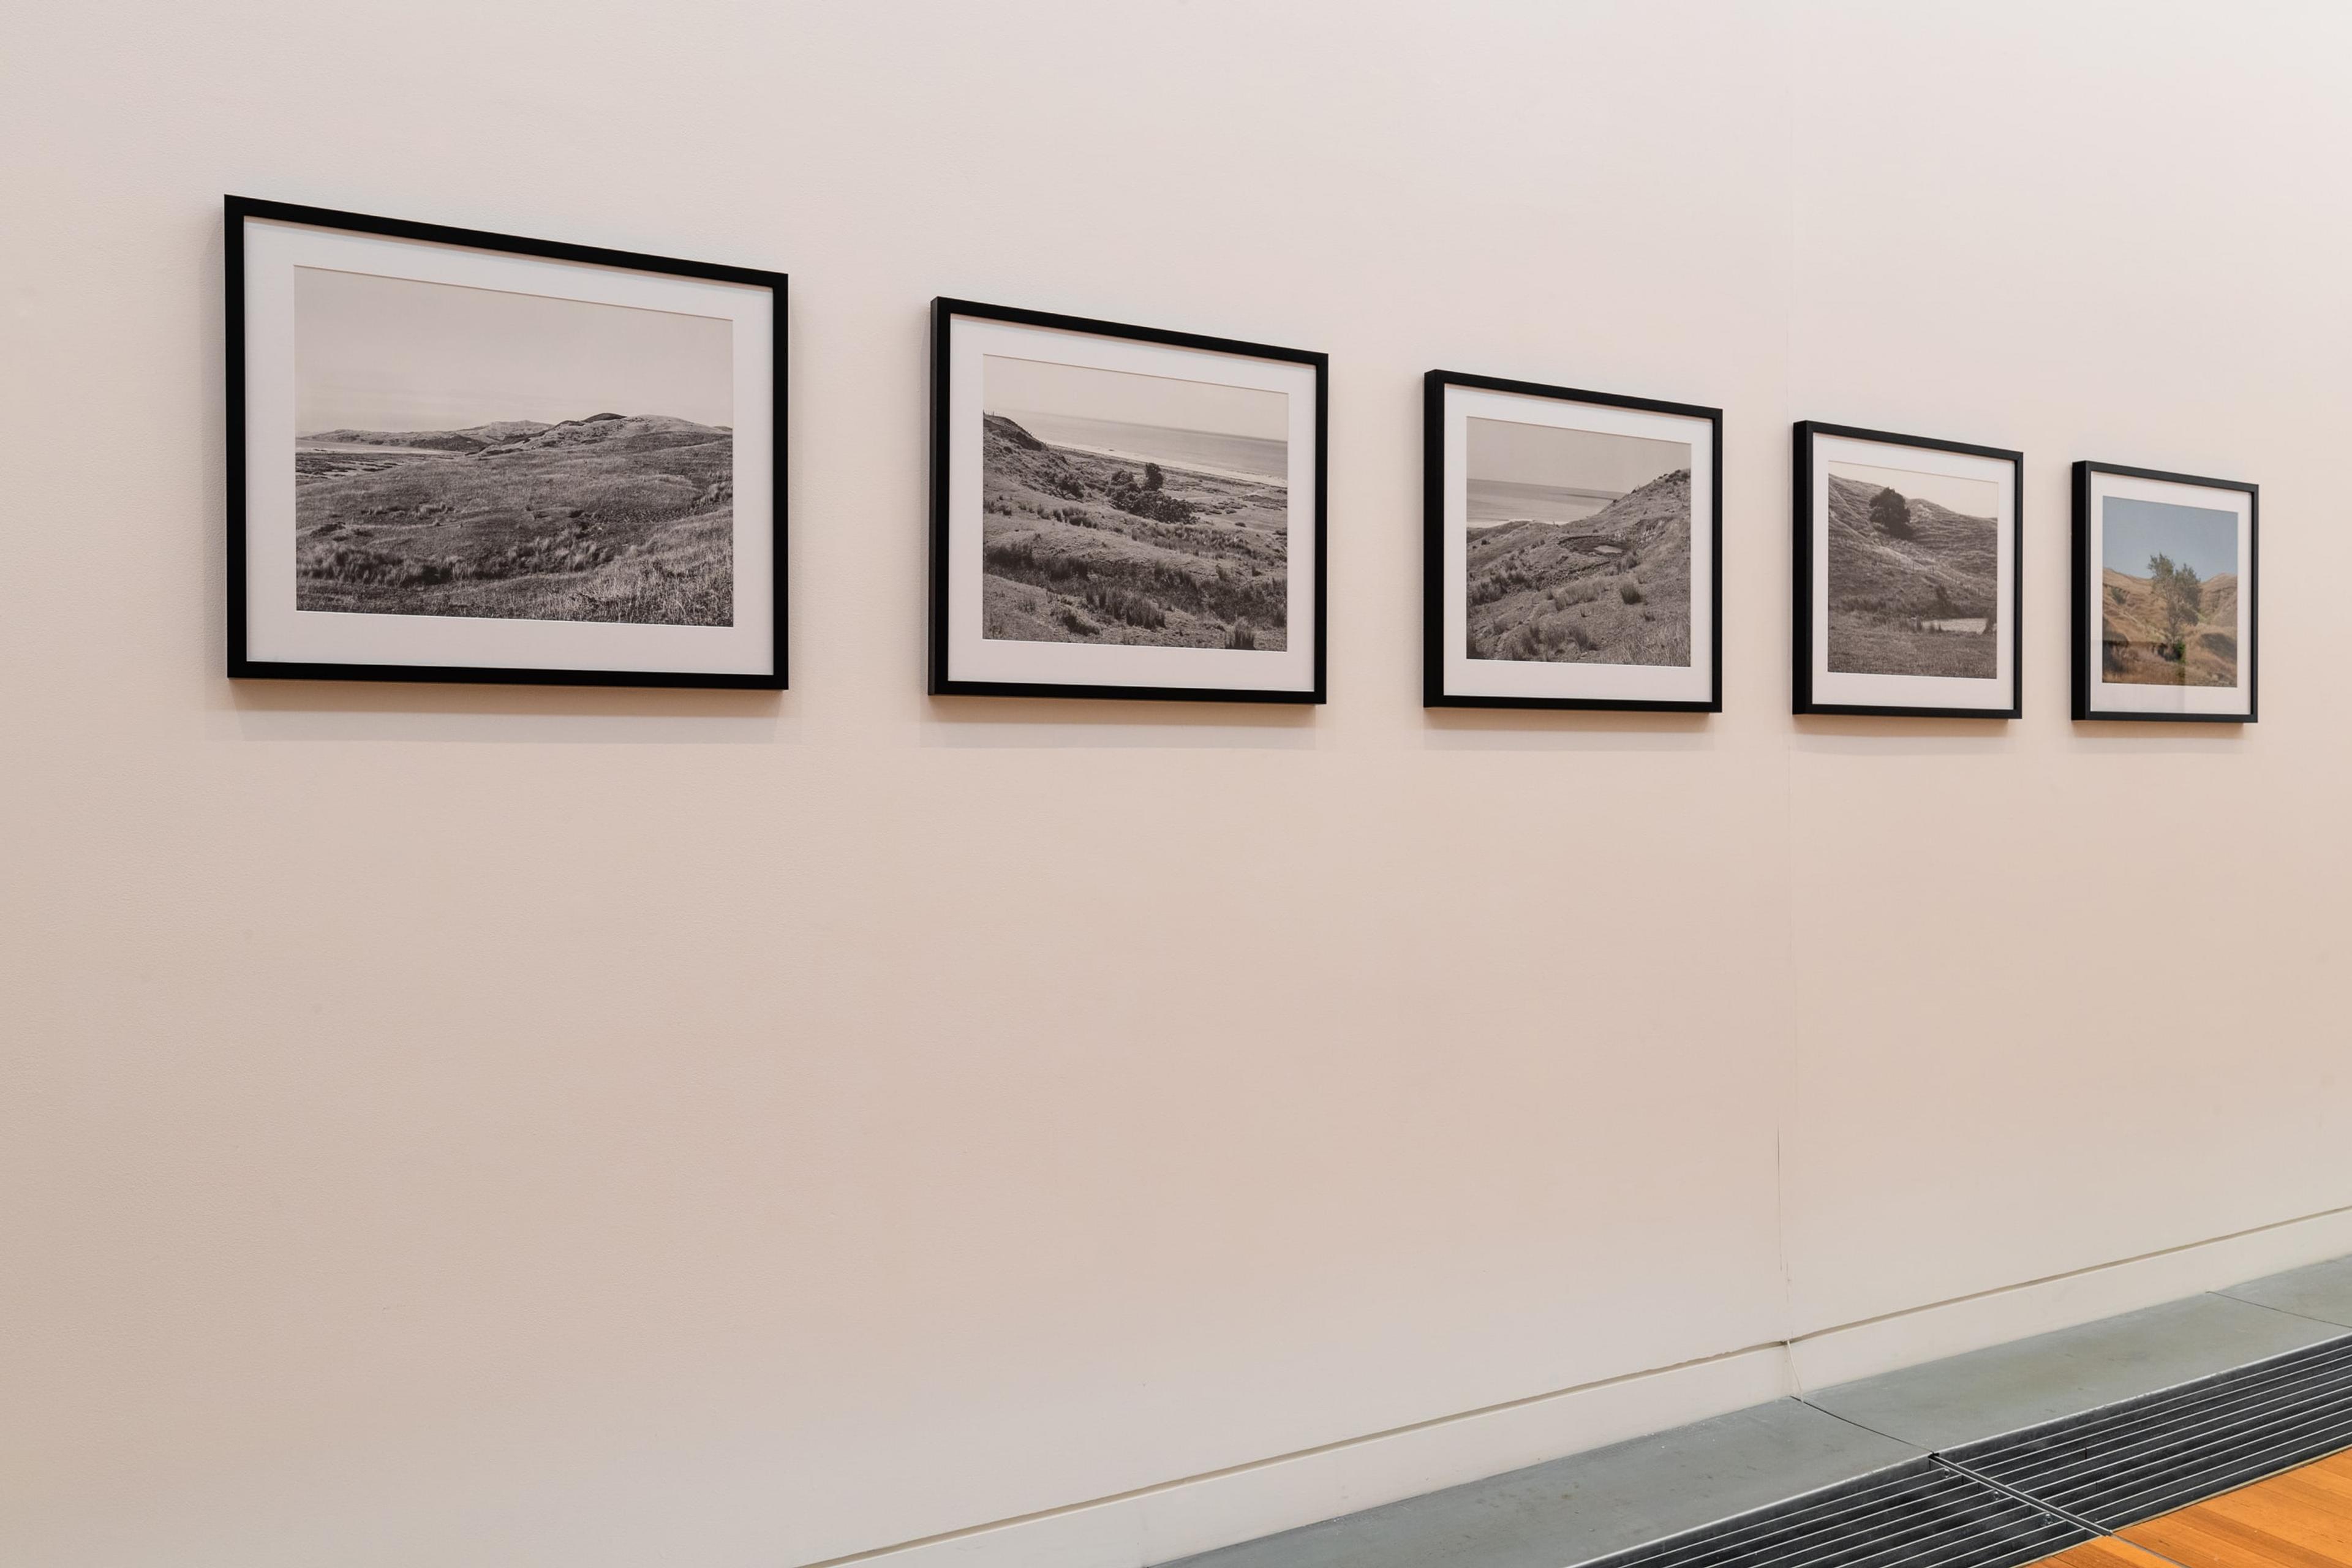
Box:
left=1945, top=1333, right=2352, bottom=1529
left=1585, top=1458, right=2089, bottom=1568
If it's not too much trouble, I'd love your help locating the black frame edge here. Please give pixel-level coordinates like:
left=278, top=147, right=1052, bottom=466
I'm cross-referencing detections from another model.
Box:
left=225, top=197, right=252, bottom=679
left=1793, top=419, right=2024, bottom=720
left=224, top=195, right=788, bottom=691
left=1792, top=421, right=1815, bottom=715
left=927, top=296, right=953, bottom=696
left=928, top=296, right=1328, bottom=706
left=2071, top=459, right=2258, bottom=725
left=1423, top=370, right=1722, bottom=714
left=1422, top=371, right=1446, bottom=707
left=2071, top=461, right=2092, bottom=720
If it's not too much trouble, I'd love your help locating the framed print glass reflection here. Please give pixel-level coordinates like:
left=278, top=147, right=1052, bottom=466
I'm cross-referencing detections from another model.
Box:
left=1424, top=372, right=1720, bottom=710
left=226, top=196, right=785, bottom=687
left=929, top=298, right=1326, bottom=703
left=1792, top=421, right=2022, bottom=718
left=2073, top=462, right=2256, bottom=722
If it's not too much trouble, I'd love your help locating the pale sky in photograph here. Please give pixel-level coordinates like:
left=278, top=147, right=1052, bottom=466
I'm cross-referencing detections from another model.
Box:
left=295, top=266, right=732, bottom=433
left=1467, top=416, right=1689, bottom=494
left=1828, top=459, right=1999, bottom=520
left=2102, top=496, right=2239, bottom=578
left=984, top=354, right=1286, bottom=438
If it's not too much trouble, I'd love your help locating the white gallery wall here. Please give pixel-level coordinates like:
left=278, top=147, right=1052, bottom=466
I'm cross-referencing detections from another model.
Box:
left=4, top=4, right=2350, bottom=1566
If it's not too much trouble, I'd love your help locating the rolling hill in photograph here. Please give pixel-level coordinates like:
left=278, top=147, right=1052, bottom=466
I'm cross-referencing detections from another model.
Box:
left=2100, top=564, right=2239, bottom=686
left=979, top=413, right=1289, bottom=649
left=1825, top=470, right=1997, bottom=677
left=1464, top=469, right=1691, bottom=665
left=294, top=412, right=734, bottom=625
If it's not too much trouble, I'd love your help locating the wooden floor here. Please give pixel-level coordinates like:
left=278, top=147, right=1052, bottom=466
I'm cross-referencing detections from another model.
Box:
left=2040, top=1539, right=2179, bottom=1568
left=2030, top=1452, right=2352, bottom=1568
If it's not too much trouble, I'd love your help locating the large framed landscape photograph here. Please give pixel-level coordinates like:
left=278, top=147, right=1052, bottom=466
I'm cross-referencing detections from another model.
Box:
left=2073, top=462, right=2257, bottom=722
left=1793, top=422, right=2022, bottom=718
left=929, top=298, right=1325, bottom=703
left=227, top=197, right=785, bottom=687
left=1424, top=371, right=1720, bottom=710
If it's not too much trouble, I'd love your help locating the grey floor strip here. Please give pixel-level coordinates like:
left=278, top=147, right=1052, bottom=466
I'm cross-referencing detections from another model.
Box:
left=1162, top=1254, right=2352, bottom=1568
left=1947, top=1332, right=2352, bottom=1529
left=1803, top=1293, right=2345, bottom=1452
left=2218, top=1255, right=2352, bottom=1329
left=1158, top=1400, right=1922, bottom=1568
left=1928, top=1455, right=2110, bottom=1541
left=1579, top=1458, right=2089, bottom=1568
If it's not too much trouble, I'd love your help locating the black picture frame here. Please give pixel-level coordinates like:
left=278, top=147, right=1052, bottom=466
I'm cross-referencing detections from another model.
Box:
left=1422, top=370, right=1722, bottom=712
left=1792, top=420, right=2024, bottom=719
left=2071, top=461, right=2258, bottom=723
left=225, top=195, right=788, bottom=689
left=928, top=296, right=1327, bottom=704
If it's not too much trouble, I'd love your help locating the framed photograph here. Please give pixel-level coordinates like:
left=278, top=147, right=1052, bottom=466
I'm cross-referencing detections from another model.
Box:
left=227, top=195, right=785, bottom=687
left=929, top=297, right=1325, bottom=703
left=2073, top=462, right=2256, bottom=722
left=1424, top=372, right=1721, bottom=710
left=1793, top=421, right=2021, bottom=718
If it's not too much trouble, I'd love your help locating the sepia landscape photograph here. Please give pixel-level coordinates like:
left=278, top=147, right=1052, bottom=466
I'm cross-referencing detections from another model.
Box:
left=293, top=267, right=736, bottom=625
left=1825, top=459, right=2000, bottom=677
left=979, top=355, right=1289, bottom=649
left=1464, top=417, right=1692, bottom=666
left=2100, top=496, right=2241, bottom=687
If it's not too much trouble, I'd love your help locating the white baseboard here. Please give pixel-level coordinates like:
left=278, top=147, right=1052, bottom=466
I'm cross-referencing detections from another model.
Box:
left=817, top=1346, right=1792, bottom=1568
left=822, top=1206, right=2352, bottom=1568
left=1788, top=1203, right=2352, bottom=1392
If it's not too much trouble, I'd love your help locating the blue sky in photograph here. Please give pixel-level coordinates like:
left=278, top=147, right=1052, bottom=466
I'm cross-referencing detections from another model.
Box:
left=2102, top=496, right=2239, bottom=579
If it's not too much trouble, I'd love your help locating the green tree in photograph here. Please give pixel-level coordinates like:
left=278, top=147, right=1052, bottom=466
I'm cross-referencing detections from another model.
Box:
left=1871, top=485, right=1913, bottom=538
left=1143, top=462, right=1164, bottom=491
left=2149, top=552, right=2204, bottom=654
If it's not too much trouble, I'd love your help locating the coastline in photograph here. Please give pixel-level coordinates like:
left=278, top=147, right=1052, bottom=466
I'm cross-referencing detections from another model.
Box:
left=2100, top=496, right=2240, bottom=687
left=1825, top=459, right=1998, bottom=678
left=293, top=267, right=735, bottom=626
left=1464, top=416, right=1692, bottom=666
left=981, top=354, right=1289, bottom=649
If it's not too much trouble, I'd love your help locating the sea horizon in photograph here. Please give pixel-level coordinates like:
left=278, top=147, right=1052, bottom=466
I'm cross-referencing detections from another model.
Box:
left=1463, top=415, right=1692, bottom=666
left=1823, top=458, right=1999, bottom=679
left=1466, top=477, right=1618, bottom=526
left=298, top=439, right=473, bottom=455
left=991, top=409, right=1286, bottom=484
left=2100, top=495, right=2240, bottom=688
left=292, top=266, right=735, bottom=628
left=979, top=353, right=1291, bottom=650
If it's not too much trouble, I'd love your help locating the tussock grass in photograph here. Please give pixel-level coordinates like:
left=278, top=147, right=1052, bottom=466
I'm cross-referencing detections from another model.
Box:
left=1825, top=459, right=1999, bottom=678
left=979, top=355, right=1288, bottom=650
left=2100, top=496, right=2240, bottom=687
left=292, top=268, right=734, bottom=626
left=1464, top=417, right=1691, bottom=666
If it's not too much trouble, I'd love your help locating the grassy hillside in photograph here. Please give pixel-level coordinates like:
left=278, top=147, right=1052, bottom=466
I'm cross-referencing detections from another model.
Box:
left=294, top=413, right=734, bottom=625
left=1464, top=469, right=1691, bottom=665
left=979, top=414, right=1288, bottom=649
left=2101, top=565, right=2239, bottom=686
left=1825, top=470, right=1997, bottom=678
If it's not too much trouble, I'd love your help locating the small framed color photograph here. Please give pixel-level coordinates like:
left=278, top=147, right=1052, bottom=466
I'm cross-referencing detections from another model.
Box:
left=1793, top=422, right=2022, bottom=718
left=1424, top=372, right=1721, bottom=710
left=2073, top=462, right=2256, bottom=722
left=227, top=196, right=785, bottom=687
left=929, top=298, right=1326, bottom=703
